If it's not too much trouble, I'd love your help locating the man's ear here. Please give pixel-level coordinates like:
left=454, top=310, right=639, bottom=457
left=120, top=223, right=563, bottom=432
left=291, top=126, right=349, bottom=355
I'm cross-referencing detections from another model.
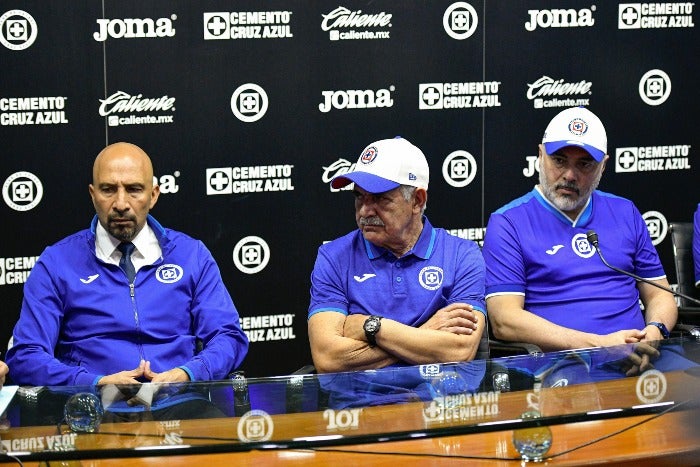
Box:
left=413, top=188, right=427, bottom=213
left=149, top=184, right=160, bottom=210
left=600, top=154, right=609, bottom=174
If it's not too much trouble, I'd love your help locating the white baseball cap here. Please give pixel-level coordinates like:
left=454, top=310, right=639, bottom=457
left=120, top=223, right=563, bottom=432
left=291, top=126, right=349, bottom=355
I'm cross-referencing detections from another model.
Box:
left=331, top=137, right=429, bottom=193
left=542, top=107, right=607, bottom=162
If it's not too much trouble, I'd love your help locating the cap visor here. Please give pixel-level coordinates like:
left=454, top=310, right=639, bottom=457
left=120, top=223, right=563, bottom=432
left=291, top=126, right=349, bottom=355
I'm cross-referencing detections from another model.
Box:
left=330, top=172, right=400, bottom=193
left=544, top=141, right=605, bottom=162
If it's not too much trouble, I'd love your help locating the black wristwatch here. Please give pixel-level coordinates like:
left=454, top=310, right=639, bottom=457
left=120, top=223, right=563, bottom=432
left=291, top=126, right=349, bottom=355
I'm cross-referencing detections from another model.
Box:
left=647, top=321, right=670, bottom=339
left=363, top=315, right=383, bottom=347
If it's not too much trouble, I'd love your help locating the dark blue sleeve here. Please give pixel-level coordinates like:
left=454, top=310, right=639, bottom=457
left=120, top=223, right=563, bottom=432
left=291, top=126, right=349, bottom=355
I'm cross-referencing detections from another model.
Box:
left=181, top=241, right=249, bottom=380
left=694, top=203, right=700, bottom=285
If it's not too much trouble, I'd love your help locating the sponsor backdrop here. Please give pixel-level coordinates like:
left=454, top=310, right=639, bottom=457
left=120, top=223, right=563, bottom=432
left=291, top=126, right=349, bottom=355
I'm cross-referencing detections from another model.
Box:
left=0, top=1, right=697, bottom=377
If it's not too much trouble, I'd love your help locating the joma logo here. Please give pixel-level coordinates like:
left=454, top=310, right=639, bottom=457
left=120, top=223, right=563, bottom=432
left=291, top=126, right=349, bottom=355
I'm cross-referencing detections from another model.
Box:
left=319, top=86, right=395, bottom=113
left=94, top=15, right=177, bottom=41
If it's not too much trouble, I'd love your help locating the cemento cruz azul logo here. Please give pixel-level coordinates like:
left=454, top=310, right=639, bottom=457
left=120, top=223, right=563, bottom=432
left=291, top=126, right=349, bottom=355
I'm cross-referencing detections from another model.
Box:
left=419, top=82, right=501, bottom=110
left=615, top=145, right=691, bottom=173
left=203, top=11, right=293, bottom=40
left=206, top=165, right=294, bottom=195
left=619, top=3, right=695, bottom=29
left=0, top=255, right=39, bottom=286
left=0, top=96, right=68, bottom=126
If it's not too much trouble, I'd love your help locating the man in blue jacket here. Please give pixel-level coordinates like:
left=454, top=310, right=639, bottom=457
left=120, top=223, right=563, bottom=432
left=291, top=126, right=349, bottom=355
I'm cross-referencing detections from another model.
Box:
left=7, top=142, right=248, bottom=419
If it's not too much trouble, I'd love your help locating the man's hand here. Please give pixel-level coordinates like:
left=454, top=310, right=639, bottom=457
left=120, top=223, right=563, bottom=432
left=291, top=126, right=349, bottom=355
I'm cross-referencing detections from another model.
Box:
left=618, top=342, right=660, bottom=376
left=97, top=360, right=190, bottom=386
left=420, top=302, right=478, bottom=335
left=0, top=361, right=8, bottom=389
left=97, top=360, right=147, bottom=385
left=597, top=329, right=647, bottom=347
left=641, top=324, right=665, bottom=343
left=143, top=361, right=190, bottom=383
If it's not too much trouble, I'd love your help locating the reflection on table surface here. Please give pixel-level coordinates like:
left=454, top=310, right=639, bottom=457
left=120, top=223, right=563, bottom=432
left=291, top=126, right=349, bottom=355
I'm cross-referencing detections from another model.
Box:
left=1, top=337, right=699, bottom=463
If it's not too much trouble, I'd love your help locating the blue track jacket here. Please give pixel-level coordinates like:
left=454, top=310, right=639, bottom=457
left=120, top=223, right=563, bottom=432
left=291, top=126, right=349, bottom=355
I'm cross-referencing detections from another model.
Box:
left=7, top=215, right=249, bottom=388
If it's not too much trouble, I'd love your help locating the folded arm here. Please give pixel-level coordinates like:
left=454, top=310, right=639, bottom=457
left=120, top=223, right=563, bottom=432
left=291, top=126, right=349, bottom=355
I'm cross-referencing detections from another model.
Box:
left=308, top=303, right=483, bottom=373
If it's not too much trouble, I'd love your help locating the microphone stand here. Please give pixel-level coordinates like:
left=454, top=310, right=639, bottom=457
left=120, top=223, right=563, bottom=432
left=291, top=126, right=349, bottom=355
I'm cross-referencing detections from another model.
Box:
left=586, top=230, right=700, bottom=307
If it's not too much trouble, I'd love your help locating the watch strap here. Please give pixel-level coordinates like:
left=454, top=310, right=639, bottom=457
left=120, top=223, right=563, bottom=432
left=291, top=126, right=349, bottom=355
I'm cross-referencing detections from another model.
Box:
left=647, top=321, right=670, bottom=339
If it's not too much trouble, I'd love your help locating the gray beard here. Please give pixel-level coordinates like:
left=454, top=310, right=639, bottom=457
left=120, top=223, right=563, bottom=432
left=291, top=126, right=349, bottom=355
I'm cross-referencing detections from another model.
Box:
left=538, top=165, right=603, bottom=213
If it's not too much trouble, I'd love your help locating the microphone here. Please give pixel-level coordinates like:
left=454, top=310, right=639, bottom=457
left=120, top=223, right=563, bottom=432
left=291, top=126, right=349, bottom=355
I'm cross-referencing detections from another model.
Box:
left=586, top=230, right=700, bottom=306
left=230, top=371, right=251, bottom=416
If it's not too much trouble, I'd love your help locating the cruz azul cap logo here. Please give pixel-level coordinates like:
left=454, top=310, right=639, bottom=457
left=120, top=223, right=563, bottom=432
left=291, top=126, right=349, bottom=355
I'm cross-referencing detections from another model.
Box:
left=360, top=147, right=378, bottom=164
left=568, top=118, right=588, bottom=136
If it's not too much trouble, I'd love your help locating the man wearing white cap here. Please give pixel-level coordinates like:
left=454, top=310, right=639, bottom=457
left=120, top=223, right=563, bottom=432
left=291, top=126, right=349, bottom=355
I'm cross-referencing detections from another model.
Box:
left=307, top=137, right=486, bottom=376
left=482, top=107, right=682, bottom=376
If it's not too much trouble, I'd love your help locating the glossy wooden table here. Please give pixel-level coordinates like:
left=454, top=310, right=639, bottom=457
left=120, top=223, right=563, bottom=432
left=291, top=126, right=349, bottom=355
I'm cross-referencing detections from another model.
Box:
left=3, top=367, right=699, bottom=466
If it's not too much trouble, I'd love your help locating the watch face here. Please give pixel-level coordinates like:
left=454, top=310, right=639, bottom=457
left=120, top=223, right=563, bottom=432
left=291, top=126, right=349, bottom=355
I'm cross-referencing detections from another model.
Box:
left=365, top=319, right=380, bottom=333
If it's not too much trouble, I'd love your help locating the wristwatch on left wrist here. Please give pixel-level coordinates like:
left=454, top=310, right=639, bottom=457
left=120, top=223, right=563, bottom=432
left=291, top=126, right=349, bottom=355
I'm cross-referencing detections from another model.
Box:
left=647, top=321, right=670, bottom=339
left=363, top=315, right=383, bottom=347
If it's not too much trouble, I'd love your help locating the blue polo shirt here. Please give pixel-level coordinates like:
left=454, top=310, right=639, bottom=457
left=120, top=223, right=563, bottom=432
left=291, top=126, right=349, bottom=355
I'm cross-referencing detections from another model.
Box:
left=309, top=216, right=485, bottom=324
left=482, top=187, right=665, bottom=336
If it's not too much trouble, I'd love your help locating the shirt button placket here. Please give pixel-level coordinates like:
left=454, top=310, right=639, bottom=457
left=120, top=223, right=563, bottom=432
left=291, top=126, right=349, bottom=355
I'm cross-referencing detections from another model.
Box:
left=393, top=260, right=405, bottom=294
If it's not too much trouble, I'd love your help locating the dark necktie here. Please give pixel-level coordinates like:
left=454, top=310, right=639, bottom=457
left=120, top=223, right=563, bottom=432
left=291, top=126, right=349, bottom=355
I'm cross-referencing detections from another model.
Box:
left=117, top=242, right=136, bottom=284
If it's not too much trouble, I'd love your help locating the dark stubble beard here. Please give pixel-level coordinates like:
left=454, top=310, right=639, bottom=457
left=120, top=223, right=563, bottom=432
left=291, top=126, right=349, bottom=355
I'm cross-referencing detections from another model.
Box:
left=107, top=213, right=138, bottom=242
